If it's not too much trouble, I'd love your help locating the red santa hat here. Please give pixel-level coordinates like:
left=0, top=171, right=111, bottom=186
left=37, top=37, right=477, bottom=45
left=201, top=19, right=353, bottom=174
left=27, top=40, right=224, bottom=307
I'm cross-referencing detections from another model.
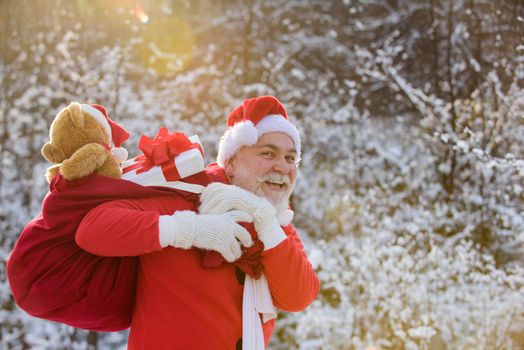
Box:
left=79, top=103, right=130, bottom=163
left=217, top=96, right=301, bottom=167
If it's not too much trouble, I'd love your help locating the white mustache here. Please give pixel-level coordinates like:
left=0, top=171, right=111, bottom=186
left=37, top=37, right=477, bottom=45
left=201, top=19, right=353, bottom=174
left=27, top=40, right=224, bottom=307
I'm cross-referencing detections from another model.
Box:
left=258, top=173, right=291, bottom=186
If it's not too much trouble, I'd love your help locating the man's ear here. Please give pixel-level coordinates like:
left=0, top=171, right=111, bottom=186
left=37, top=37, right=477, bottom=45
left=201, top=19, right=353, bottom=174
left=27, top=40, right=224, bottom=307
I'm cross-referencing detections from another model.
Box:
left=223, top=156, right=236, bottom=180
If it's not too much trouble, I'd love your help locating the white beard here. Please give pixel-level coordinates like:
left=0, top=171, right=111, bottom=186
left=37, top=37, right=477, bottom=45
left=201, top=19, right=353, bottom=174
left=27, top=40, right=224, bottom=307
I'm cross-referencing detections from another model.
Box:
left=229, top=164, right=295, bottom=224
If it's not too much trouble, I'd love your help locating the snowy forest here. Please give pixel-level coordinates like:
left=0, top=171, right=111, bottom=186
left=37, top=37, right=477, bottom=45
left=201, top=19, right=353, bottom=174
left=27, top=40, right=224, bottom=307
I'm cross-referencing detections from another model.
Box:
left=1, top=0, right=523, bottom=349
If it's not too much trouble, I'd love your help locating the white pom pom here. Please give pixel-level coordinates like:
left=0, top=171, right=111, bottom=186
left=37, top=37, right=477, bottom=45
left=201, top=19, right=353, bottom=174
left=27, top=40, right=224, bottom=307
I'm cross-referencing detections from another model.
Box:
left=111, top=147, right=128, bottom=163
left=231, top=121, right=258, bottom=146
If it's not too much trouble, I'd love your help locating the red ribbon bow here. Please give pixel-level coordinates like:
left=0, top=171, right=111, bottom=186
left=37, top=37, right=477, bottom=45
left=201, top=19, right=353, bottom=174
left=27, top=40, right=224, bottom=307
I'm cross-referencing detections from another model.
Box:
left=123, top=128, right=203, bottom=181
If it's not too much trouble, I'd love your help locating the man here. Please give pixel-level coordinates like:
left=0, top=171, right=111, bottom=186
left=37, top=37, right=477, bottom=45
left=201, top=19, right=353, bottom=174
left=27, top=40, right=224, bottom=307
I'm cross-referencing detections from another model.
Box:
left=76, top=95, right=319, bottom=350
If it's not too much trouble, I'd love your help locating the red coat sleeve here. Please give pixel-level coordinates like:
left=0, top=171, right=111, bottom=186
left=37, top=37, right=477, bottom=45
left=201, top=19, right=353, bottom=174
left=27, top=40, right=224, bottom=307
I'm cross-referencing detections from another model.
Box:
left=261, top=225, right=320, bottom=312
left=76, top=195, right=193, bottom=257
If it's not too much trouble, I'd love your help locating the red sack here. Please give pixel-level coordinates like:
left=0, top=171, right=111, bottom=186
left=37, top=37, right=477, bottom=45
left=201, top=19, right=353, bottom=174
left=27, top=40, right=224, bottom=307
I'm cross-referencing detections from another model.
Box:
left=6, top=173, right=199, bottom=331
left=7, top=164, right=263, bottom=331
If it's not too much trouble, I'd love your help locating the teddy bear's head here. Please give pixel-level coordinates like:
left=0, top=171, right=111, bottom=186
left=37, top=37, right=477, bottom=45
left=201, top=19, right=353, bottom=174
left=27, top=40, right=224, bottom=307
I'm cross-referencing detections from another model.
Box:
left=42, top=102, right=112, bottom=163
left=41, top=102, right=129, bottom=182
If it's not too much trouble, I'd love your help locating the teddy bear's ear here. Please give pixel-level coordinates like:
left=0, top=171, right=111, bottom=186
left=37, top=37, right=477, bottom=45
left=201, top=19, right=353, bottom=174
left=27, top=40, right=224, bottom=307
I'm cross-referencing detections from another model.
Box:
left=66, top=102, right=85, bottom=129
left=41, top=142, right=66, bottom=163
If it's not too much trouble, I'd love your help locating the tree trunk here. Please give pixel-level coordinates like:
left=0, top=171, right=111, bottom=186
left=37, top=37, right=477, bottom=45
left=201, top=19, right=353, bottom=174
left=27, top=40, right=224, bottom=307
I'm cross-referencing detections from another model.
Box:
left=87, top=331, right=98, bottom=350
left=243, top=0, right=253, bottom=85
left=444, top=0, right=457, bottom=196
left=0, top=0, right=13, bottom=194
left=429, top=0, right=440, bottom=96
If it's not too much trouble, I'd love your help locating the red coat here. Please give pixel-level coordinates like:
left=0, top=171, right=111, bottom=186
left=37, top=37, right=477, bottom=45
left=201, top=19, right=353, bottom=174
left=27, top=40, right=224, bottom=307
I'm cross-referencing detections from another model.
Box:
left=76, top=164, right=319, bottom=349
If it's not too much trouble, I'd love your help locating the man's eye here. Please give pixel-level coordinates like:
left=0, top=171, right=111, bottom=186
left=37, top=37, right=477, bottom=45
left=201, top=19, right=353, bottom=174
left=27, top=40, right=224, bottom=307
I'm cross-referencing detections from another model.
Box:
left=261, top=152, right=274, bottom=157
left=286, top=155, right=296, bottom=163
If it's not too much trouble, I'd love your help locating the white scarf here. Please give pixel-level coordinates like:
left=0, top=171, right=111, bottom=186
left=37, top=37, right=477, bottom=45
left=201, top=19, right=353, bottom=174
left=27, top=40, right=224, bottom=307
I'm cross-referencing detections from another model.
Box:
left=242, top=209, right=293, bottom=350
left=242, top=274, right=277, bottom=350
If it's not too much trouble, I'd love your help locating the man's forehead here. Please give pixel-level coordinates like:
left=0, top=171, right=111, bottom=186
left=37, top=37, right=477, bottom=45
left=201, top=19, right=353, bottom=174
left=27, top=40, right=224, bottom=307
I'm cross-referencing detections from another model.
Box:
left=254, top=132, right=296, bottom=151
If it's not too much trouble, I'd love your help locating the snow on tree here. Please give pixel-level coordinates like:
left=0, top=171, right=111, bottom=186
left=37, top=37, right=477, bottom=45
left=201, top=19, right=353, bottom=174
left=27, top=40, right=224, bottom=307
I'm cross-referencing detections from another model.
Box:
left=1, top=0, right=523, bottom=349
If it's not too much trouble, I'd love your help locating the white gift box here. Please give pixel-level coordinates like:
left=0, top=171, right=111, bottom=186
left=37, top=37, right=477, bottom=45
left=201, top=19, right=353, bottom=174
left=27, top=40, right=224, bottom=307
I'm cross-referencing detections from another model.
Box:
left=121, top=135, right=205, bottom=186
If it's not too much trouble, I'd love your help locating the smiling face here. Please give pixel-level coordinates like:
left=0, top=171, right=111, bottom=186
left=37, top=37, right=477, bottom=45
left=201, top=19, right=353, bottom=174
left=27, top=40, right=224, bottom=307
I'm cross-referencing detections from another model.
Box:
left=224, top=132, right=298, bottom=211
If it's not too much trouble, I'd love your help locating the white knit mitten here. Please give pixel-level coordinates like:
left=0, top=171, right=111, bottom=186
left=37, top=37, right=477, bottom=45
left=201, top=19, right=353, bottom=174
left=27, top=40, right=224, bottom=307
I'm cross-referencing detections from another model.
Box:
left=199, top=183, right=287, bottom=250
left=158, top=210, right=253, bottom=262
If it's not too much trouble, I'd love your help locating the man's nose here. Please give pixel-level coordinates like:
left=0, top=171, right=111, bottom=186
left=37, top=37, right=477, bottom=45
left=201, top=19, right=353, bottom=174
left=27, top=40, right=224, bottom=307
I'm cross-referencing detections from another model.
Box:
left=272, top=156, right=290, bottom=174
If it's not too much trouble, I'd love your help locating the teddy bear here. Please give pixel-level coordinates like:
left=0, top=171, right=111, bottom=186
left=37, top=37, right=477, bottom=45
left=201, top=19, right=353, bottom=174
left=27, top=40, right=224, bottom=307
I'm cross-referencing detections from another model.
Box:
left=9, top=101, right=135, bottom=332
left=41, top=102, right=129, bottom=182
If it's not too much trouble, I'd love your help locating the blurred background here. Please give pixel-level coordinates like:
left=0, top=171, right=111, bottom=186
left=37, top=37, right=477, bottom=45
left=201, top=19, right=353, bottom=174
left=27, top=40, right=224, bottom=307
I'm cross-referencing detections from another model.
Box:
left=0, top=0, right=523, bottom=349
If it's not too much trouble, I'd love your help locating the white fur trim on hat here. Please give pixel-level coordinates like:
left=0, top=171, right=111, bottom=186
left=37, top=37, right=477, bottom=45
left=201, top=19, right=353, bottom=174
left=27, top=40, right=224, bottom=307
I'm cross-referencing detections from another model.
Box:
left=217, top=114, right=301, bottom=167
left=80, top=104, right=113, bottom=145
